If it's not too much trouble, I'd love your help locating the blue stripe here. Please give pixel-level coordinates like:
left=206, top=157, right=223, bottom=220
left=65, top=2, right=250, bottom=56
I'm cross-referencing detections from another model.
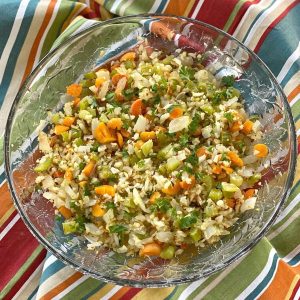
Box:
left=0, top=171, right=6, bottom=185
left=39, top=259, right=66, bottom=284
left=245, top=253, right=279, bottom=300
left=28, top=286, right=39, bottom=300
left=0, top=0, right=39, bottom=107
left=257, top=4, right=300, bottom=77
left=281, top=61, right=300, bottom=87
left=288, top=252, right=300, bottom=266
left=156, top=0, right=168, bottom=13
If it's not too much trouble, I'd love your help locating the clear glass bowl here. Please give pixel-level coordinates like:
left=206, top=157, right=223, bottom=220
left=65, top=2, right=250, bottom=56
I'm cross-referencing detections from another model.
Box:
left=4, top=15, right=296, bottom=287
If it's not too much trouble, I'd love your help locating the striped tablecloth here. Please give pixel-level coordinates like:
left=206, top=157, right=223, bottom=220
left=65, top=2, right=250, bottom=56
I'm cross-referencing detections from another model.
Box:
left=0, top=1, right=299, bottom=299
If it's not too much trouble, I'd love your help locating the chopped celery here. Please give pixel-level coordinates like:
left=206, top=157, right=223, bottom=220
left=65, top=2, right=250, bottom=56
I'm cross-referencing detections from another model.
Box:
left=156, top=132, right=171, bottom=146
left=124, top=197, right=136, bottom=208
left=80, top=79, right=94, bottom=88
left=202, top=175, right=214, bottom=192
left=204, top=205, right=218, bottom=217
left=79, top=99, right=89, bottom=111
left=78, top=110, right=92, bottom=121
left=208, top=188, right=223, bottom=201
left=226, top=87, right=240, bottom=98
left=160, top=245, right=175, bottom=259
left=70, top=129, right=82, bottom=139
left=157, top=144, right=174, bottom=160
left=62, top=220, right=78, bottom=234
left=230, top=173, right=243, bottom=187
left=166, top=157, right=181, bottom=172
left=247, top=173, right=261, bottom=185
left=190, top=228, right=202, bottom=242
left=99, top=166, right=117, bottom=180
left=221, top=182, right=239, bottom=193
left=201, top=104, right=214, bottom=115
left=87, top=108, right=96, bottom=117
left=124, top=60, right=135, bottom=69
left=134, top=148, right=143, bottom=159
left=128, top=155, right=139, bottom=166
left=61, top=131, right=70, bottom=142
left=158, top=164, right=167, bottom=175
left=141, top=140, right=153, bottom=156
left=84, top=72, right=96, bottom=79
left=162, top=55, right=174, bottom=65
left=81, top=87, right=93, bottom=97
left=51, top=113, right=60, bottom=124
left=34, top=157, right=52, bottom=172
left=221, top=131, right=231, bottom=145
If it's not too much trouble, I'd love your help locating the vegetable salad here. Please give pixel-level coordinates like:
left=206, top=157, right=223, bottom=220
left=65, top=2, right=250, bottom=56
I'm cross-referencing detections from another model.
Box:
left=35, top=45, right=269, bottom=258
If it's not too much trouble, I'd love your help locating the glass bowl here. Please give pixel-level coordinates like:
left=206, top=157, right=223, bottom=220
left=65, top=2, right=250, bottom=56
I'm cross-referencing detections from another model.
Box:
left=4, top=14, right=296, bottom=287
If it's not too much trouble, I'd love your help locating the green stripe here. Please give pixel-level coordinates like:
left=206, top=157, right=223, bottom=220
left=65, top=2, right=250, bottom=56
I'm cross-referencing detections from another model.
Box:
left=194, top=239, right=272, bottom=299
left=123, top=0, right=155, bottom=16
left=0, top=245, right=44, bottom=299
left=61, top=278, right=106, bottom=300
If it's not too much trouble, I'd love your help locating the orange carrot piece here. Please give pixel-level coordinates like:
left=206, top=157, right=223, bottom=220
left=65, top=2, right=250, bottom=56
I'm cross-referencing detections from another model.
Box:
left=117, top=132, right=124, bottom=148
left=120, top=128, right=131, bottom=138
left=212, top=165, right=222, bottom=174
left=222, top=166, right=233, bottom=174
left=95, top=77, right=106, bottom=88
left=120, top=52, right=136, bottom=62
left=92, top=204, right=105, bottom=217
left=139, top=242, right=161, bottom=256
left=134, top=140, right=144, bottom=149
left=66, top=83, right=82, bottom=97
left=94, top=122, right=117, bottom=144
left=149, top=191, right=161, bottom=204
left=162, top=182, right=181, bottom=195
left=53, top=170, right=64, bottom=178
left=241, top=120, right=254, bottom=134
left=79, top=181, right=87, bottom=188
left=227, top=151, right=244, bottom=167
left=73, top=97, right=80, bottom=107
left=196, top=147, right=206, bottom=157
left=226, top=198, right=236, bottom=208
left=107, top=118, right=123, bottom=130
left=62, top=117, right=75, bottom=127
left=179, top=176, right=196, bottom=190
left=112, top=73, right=126, bottom=86
left=169, top=107, right=183, bottom=119
left=254, top=144, right=268, bottom=158
left=130, top=99, right=145, bottom=116
left=244, top=188, right=255, bottom=199
left=229, top=121, right=242, bottom=132
left=95, top=185, right=115, bottom=196
left=64, top=168, right=73, bottom=181
left=58, top=206, right=73, bottom=219
left=140, top=131, right=156, bottom=141
left=83, top=160, right=96, bottom=177
left=54, top=125, right=69, bottom=135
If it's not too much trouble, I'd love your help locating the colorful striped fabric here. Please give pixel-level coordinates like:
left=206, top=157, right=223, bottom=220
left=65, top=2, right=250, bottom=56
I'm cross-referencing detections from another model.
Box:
left=0, top=0, right=299, bottom=299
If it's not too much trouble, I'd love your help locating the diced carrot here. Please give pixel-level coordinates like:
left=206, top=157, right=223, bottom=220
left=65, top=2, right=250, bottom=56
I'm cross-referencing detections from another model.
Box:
left=58, top=206, right=73, bottom=219
left=64, top=168, right=73, bottom=181
left=54, top=125, right=69, bottom=135
left=134, top=140, right=144, bottom=149
left=254, top=144, right=268, bottom=158
left=169, top=107, right=183, bottom=119
left=79, top=181, right=87, bottom=188
left=226, top=198, right=236, bottom=208
left=83, top=160, right=96, bottom=177
left=94, top=122, right=117, bottom=144
left=73, top=97, right=80, bottom=107
left=212, top=165, right=222, bottom=175
left=196, top=147, right=206, bottom=157
left=154, top=126, right=167, bottom=132
left=180, top=176, right=196, bottom=190
left=130, top=99, right=145, bottom=116
left=66, top=83, right=82, bottom=97
left=62, top=116, right=75, bottom=127
left=107, top=118, right=123, bottom=130
left=112, top=73, right=126, bottom=86
left=244, top=188, right=255, bottom=199
left=117, top=132, right=124, bottom=148
left=222, top=166, right=233, bottom=174
left=140, top=131, right=156, bottom=141
left=139, top=242, right=161, bottom=256
left=120, top=52, right=136, bottom=62
left=53, top=171, right=63, bottom=178
left=120, top=128, right=131, bottom=138
left=241, top=120, right=253, bottom=134
left=111, top=62, right=120, bottom=70
left=229, top=121, right=242, bottom=132
left=92, top=204, right=105, bottom=217
left=95, top=185, right=115, bottom=196
left=162, top=181, right=181, bottom=195
left=227, top=151, right=244, bottom=167
left=95, top=77, right=106, bottom=88
left=149, top=191, right=161, bottom=204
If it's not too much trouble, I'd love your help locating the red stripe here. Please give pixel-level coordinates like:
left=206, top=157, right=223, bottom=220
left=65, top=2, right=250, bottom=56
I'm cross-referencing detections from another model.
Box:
left=0, top=219, right=40, bottom=290
left=193, top=0, right=240, bottom=29
left=94, top=1, right=101, bottom=18
left=227, top=0, right=261, bottom=34
left=254, top=1, right=299, bottom=53
left=289, top=278, right=300, bottom=300
left=3, top=249, right=46, bottom=300
left=120, top=288, right=142, bottom=300
left=0, top=210, right=18, bottom=233
left=188, top=0, right=202, bottom=18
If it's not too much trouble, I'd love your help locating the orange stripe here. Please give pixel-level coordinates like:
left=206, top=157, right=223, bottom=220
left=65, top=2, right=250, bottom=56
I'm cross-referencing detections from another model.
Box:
left=109, top=287, right=131, bottom=300
left=21, top=0, right=57, bottom=83
left=0, top=183, right=14, bottom=219
left=285, top=275, right=300, bottom=300
left=39, top=272, right=83, bottom=300
left=259, top=260, right=298, bottom=300
left=164, top=0, right=192, bottom=16
left=288, top=85, right=300, bottom=102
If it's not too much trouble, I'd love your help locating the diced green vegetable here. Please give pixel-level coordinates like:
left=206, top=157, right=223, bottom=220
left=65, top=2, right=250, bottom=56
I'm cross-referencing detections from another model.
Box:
left=141, top=140, right=153, bottom=156
left=99, top=166, right=117, bottom=180
left=160, top=245, right=175, bottom=259
left=221, top=182, right=239, bottom=193
left=208, top=188, right=223, bottom=201
left=51, top=113, right=60, bottom=124
left=62, top=220, right=78, bottom=234
left=166, top=157, right=181, bottom=172
left=79, top=99, right=89, bottom=111
left=247, top=173, right=262, bottom=185
left=61, top=131, right=70, bottom=142
left=202, top=175, right=214, bottom=192
left=78, top=110, right=92, bottom=120
left=190, top=228, right=202, bottom=242
left=109, top=224, right=127, bottom=234
left=84, top=72, right=96, bottom=79
left=201, top=104, right=214, bottom=115
left=204, top=205, right=218, bottom=217
left=179, top=214, right=197, bottom=229
left=34, top=157, right=52, bottom=172
left=230, top=173, right=243, bottom=187
left=157, top=144, right=174, bottom=160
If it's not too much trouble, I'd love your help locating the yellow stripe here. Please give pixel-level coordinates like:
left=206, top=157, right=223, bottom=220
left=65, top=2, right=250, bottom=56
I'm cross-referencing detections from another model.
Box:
left=184, top=0, right=196, bottom=17
left=87, top=283, right=115, bottom=300
left=284, top=71, right=300, bottom=95
left=284, top=274, right=300, bottom=300
left=131, top=287, right=175, bottom=300
left=0, top=206, right=15, bottom=227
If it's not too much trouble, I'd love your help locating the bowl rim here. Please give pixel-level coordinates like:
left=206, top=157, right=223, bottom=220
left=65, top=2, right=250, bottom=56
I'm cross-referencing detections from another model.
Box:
left=4, top=13, right=297, bottom=288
